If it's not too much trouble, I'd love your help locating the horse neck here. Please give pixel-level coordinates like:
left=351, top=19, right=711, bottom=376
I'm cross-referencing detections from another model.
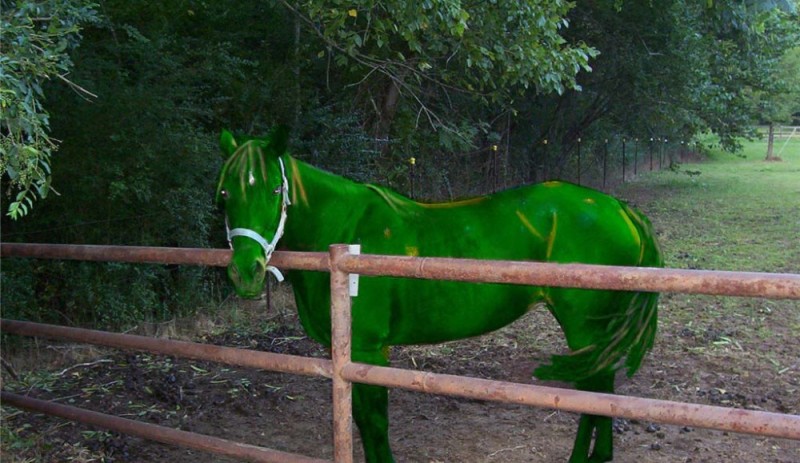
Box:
left=282, top=156, right=367, bottom=250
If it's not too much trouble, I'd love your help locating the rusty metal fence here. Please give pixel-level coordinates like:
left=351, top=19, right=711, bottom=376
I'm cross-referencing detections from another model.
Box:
left=1, top=242, right=799, bottom=463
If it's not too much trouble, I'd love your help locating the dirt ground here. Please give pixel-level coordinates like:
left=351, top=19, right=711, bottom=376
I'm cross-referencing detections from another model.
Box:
left=2, top=287, right=798, bottom=463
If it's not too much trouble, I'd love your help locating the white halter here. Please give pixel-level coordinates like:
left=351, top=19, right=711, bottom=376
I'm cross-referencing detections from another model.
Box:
left=226, top=157, right=291, bottom=282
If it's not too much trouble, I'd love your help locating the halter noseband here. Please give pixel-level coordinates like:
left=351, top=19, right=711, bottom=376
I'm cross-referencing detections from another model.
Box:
left=226, top=157, right=291, bottom=282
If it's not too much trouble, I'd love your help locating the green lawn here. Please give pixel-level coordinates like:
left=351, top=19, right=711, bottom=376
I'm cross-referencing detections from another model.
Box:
left=618, top=138, right=800, bottom=273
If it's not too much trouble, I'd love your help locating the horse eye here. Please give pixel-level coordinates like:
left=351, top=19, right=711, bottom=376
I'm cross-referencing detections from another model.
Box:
left=221, top=190, right=229, bottom=200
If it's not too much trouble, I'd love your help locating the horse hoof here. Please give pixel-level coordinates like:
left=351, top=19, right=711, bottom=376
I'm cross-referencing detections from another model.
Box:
left=589, top=452, right=613, bottom=462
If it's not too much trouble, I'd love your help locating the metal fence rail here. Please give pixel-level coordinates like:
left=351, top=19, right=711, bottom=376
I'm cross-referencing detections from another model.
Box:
left=0, top=319, right=332, bottom=379
left=338, top=253, right=800, bottom=299
left=3, top=242, right=798, bottom=298
left=338, top=363, right=800, bottom=439
left=0, top=391, right=329, bottom=463
left=2, top=242, right=799, bottom=463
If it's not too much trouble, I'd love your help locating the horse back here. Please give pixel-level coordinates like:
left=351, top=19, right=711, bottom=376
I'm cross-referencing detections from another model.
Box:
left=357, top=181, right=647, bottom=266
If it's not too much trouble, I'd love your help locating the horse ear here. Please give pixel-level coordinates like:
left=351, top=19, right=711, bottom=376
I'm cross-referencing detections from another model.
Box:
left=220, top=129, right=238, bottom=157
left=269, top=125, right=290, bottom=155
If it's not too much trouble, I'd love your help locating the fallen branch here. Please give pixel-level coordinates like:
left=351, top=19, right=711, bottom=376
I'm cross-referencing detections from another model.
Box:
left=1, top=356, right=19, bottom=381
left=57, top=359, right=112, bottom=377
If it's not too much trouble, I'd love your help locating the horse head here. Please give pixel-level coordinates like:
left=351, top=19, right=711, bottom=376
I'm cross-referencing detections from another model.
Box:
left=216, top=127, right=290, bottom=298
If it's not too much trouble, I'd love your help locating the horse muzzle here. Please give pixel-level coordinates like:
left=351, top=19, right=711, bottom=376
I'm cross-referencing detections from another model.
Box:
left=228, top=256, right=268, bottom=299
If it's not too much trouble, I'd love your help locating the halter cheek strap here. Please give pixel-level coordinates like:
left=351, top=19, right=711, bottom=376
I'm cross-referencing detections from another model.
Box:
left=226, top=157, right=291, bottom=282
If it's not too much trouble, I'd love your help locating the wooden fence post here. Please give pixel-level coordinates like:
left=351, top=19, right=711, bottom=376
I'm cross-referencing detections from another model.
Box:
left=330, top=245, right=354, bottom=463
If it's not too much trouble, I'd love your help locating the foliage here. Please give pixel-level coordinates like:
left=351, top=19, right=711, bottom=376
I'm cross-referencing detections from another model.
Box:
left=1, top=1, right=381, bottom=332
left=284, top=0, right=596, bottom=144
left=0, top=0, right=97, bottom=219
left=0, top=1, right=258, bottom=330
left=697, top=0, right=799, bottom=148
left=506, top=0, right=800, bottom=177
left=291, top=0, right=595, bottom=94
left=752, top=46, right=800, bottom=125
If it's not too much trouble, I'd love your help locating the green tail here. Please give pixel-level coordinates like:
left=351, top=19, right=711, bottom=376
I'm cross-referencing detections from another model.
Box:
left=621, top=203, right=663, bottom=377
left=535, top=204, right=663, bottom=383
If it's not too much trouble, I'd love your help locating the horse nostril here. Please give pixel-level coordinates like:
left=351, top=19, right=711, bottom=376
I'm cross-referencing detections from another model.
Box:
left=250, top=260, right=265, bottom=275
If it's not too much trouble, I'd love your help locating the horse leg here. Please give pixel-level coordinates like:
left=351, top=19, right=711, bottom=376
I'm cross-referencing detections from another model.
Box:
left=352, top=349, right=394, bottom=463
left=569, top=373, right=615, bottom=463
left=570, top=414, right=594, bottom=463
left=592, top=414, right=613, bottom=462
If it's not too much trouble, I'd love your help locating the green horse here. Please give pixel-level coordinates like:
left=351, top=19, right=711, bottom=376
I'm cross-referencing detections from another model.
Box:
left=216, top=127, right=662, bottom=463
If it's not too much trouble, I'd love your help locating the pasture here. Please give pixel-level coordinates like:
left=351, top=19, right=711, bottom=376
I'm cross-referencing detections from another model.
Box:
left=1, top=139, right=798, bottom=462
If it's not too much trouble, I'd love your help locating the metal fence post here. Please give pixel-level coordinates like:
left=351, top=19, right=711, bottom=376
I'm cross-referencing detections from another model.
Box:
left=491, top=145, right=499, bottom=193
left=577, top=137, right=582, bottom=186
left=542, top=138, right=548, bottom=182
left=408, top=157, right=416, bottom=199
left=603, top=139, right=608, bottom=189
left=329, top=245, right=354, bottom=463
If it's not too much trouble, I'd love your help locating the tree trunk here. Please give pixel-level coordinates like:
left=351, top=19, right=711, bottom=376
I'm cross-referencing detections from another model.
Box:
left=765, top=123, right=775, bottom=160
left=374, top=76, right=403, bottom=156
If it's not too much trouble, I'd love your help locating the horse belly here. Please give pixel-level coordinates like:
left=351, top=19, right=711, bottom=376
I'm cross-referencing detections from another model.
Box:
left=385, top=279, right=534, bottom=345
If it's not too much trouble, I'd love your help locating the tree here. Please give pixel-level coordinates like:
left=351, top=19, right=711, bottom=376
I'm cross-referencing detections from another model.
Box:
left=503, top=0, right=800, bottom=180
left=0, top=1, right=284, bottom=328
left=758, top=46, right=800, bottom=159
left=0, top=0, right=97, bottom=219
left=282, top=0, right=596, bottom=150
left=694, top=0, right=798, bottom=151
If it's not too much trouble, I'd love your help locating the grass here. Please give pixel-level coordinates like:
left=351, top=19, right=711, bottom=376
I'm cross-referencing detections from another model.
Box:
left=614, top=137, right=799, bottom=398
left=617, top=137, right=800, bottom=273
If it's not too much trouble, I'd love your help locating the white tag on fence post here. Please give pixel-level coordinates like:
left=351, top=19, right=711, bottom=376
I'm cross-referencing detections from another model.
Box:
left=348, top=244, right=361, bottom=297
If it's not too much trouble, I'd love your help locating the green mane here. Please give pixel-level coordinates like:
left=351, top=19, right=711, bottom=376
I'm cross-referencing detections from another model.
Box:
left=216, top=127, right=289, bottom=203
left=216, top=140, right=271, bottom=202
